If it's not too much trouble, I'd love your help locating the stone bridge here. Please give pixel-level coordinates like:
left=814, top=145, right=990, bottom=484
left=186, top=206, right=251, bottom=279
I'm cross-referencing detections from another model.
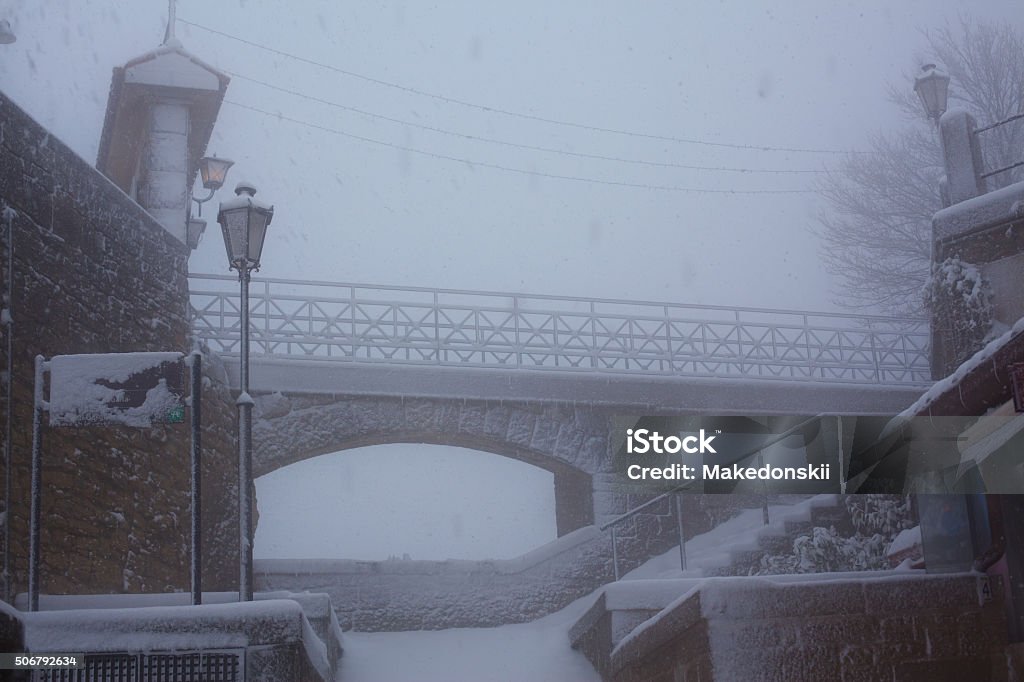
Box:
left=190, top=274, right=930, bottom=533
left=190, top=274, right=933, bottom=629
left=250, top=392, right=607, bottom=535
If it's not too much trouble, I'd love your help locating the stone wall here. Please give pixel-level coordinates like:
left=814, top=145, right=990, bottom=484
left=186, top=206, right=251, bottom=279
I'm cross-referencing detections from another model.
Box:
left=19, top=599, right=335, bottom=681
left=0, top=92, right=238, bottom=597
left=197, top=349, right=241, bottom=592
left=257, top=527, right=616, bottom=631
left=574, top=573, right=1009, bottom=682
left=256, top=509, right=693, bottom=632
left=929, top=179, right=1024, bottom=378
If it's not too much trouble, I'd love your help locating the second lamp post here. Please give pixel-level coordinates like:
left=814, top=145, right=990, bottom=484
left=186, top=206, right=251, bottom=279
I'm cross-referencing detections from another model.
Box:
left=217, top=181, right=274, bottom=602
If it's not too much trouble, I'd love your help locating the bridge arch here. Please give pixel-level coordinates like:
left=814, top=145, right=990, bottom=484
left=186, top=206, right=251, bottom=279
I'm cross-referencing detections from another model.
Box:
left=251, top=394, right=610, bottom=535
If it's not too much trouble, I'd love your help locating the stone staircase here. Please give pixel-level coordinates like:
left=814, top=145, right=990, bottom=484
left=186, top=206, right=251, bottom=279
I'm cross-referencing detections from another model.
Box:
left=256, top=495, right=866, bottom=631
left=625, top=494, right=862, bottom=580
left=706, top=494, right=856, bottom=577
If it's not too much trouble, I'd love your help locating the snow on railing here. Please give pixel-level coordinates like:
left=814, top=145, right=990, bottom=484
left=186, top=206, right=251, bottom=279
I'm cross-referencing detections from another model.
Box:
left=188, top=274, right=931, bottom=386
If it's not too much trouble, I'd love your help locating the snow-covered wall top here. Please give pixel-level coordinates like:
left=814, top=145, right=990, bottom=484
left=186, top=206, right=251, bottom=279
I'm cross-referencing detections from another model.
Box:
left=23, top=599, right=305, bottom=652
left=933, top=179, right=1024, bottom=241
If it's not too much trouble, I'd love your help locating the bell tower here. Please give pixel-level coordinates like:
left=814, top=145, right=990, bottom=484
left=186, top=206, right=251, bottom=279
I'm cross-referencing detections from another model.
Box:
left=95, top=0, right=229, bottom=247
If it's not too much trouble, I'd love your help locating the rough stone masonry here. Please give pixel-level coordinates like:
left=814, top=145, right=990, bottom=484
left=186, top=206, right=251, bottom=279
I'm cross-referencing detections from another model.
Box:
left=0, top=92, right=239, bottom=597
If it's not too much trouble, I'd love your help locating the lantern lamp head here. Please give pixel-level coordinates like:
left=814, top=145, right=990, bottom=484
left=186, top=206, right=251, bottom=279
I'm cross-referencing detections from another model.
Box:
left=914, top=63, right=950, bottom=123
left=198, top=156, right=235, bottom=191
left=216, top=182, right=274, bottom=273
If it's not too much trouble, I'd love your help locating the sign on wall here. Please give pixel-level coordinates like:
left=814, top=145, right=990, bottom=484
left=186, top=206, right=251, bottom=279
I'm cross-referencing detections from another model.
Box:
left=48, top=352, right=185, bottom=427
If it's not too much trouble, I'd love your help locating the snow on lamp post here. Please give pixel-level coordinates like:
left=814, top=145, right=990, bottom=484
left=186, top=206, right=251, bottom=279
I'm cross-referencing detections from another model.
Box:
left=914, top=63, right=950, bottom=126
left=217, top=181, right=273, bottom=602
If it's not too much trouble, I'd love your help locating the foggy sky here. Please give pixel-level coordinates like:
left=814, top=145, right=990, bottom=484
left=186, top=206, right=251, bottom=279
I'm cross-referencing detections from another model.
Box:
left=3, top=0, right=1017, bottom=312
left=254, top=444, right=556, bottom=560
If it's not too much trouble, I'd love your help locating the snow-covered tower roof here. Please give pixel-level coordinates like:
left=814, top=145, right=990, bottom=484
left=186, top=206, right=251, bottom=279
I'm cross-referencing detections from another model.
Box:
left=96, top=34, right=229, bottom=247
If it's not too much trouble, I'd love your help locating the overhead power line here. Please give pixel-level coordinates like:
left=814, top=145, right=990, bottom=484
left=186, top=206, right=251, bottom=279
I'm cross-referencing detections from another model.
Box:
left=180, top=17, right=866, bottom=156
left=226, top=70, right=830, bottom=175
left=223, top=99, right=816, bottom=195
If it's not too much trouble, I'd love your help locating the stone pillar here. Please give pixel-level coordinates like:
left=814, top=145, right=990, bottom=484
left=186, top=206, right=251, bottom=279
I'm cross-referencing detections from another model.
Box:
left=137, top=101, right=190, bottom=244
left=939, top=109, right=987, bottom=205
left=553, top=468, right=594, bottom=536
left=939, top=177, right=951, bottom=208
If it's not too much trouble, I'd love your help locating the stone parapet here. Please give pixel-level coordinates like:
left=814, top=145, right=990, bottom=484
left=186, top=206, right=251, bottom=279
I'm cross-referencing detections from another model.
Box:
left=20, top=599, right=333, bottom=681
left=572, top=572, right=1008, bottom=682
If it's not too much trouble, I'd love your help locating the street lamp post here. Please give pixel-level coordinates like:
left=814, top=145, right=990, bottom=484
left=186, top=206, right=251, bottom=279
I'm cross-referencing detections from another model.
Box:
left=217, top=181, right=274, bottom=602
left=914, top=64, right=953, bottom=206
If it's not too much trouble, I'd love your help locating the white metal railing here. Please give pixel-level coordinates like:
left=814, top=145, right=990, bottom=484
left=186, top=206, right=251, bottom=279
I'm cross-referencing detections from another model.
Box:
left=188, top=274, right=931, bottom=386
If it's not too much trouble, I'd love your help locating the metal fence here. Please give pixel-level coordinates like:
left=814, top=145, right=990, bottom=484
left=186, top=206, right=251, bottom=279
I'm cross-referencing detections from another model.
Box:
left=33, top=650, right=241, bottom=682
left=974, top=112, right=1024, bottom=182
left=189, top=274, right=932, bottom=385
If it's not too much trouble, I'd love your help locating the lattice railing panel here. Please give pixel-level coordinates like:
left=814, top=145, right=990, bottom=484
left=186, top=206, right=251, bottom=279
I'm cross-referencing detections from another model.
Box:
left=189, top=274, right=932, bottom=385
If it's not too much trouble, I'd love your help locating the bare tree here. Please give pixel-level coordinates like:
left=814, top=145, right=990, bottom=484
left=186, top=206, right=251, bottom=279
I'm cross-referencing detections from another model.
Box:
left=817, top=21, right=1024, bottom=315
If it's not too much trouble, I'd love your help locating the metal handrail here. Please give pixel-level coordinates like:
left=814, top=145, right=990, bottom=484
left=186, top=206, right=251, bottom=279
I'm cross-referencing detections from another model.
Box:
left=974, top=112, right=1024, bottom=135
left=980, top=160, right=1024, bottom=180
left=190, top=273, right=928, bottom=322
left=600, top=487, right=689, bottom=532
left=973, top=112, right=1024, bottom=180
left=189, top=274, right=932, bottom=386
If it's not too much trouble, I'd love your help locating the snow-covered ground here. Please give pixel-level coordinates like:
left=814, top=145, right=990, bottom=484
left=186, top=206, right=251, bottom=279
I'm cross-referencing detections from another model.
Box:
left=333, top=495, right=843, bottom=681
left=19, top=495, right=898, bottom=681
left=336, top=595, right=600, bottom=682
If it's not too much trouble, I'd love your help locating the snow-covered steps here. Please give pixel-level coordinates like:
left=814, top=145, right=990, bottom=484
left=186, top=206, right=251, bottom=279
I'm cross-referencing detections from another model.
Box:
left=251, top=495, right=861, bottom=633
left=714, top=494, right=852, bottom=576
left=624, top=494, right=849, bottom=580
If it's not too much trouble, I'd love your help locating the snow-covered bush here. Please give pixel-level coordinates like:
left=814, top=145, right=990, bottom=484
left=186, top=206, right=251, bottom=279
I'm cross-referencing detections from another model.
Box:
left=791, top=526, right=890, bottom=573
left=846, top=494, right=914, bottom=537
left=923, top=256, right=993, bottom=371
left=756, top=495, right=915, bottom=575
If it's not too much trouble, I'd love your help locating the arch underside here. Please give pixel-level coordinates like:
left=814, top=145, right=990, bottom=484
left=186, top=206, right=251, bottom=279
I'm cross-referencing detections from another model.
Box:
left=253, top=397, right=604, bottom=536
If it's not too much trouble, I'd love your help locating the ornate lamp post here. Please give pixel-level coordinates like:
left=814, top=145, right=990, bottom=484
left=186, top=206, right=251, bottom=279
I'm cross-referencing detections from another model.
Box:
left=217, top=181, right=274, bottom=601
left=914, top=63, right=950, bottom=125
